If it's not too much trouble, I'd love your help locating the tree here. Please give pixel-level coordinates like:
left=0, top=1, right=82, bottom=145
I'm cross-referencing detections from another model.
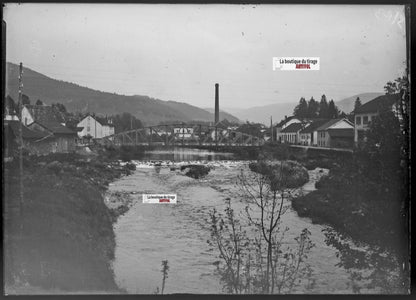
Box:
left=327, top=100, right=339, bottom=118
left=21, top=94, right=30, bottom=106
left=321, top=75, right=410, bottom=293
left=307, top=97, right=319, bottom=118
left=237, top=122, right=263, bottom=138
left=318, top=95, right=329, bottom=118
left=112, top=112, right=143, bottom=133
left=353, top=97, right=361, bottom=113
left=51, top=103, right=67, bottom=113
left=293, top=97, right=308, bottom=119
left=35, top=99, right=43, bottom=106
left=209, top=160, right=314, bottom=294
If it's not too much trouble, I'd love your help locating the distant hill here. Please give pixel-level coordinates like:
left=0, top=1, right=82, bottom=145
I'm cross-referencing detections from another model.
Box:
left=224, top=103, right=297, bottom=125
left=336, top=92, right=384, bottom=114
left=5, top=62, right=240, bottom=126
left=203, top=108, right=243, bottom=124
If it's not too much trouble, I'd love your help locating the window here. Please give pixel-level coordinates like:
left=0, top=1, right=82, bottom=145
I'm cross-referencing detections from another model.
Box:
left=356, top=116, right=361, bottom=125
left=87, top=126, right=90, bottom=131
left=363, top=116, right=368, bottom=125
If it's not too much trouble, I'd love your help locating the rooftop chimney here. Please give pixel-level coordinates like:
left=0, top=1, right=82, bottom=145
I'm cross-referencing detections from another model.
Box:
left=215, top=83, right=219, bottom=124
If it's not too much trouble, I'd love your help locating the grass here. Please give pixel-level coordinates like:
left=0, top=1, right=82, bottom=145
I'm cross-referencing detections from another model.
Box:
left=3, top=153, right=133, bottom=293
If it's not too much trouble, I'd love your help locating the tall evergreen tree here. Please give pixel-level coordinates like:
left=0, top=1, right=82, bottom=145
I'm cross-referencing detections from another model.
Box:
left=319, top=94, right=329, bottom=118
left=307, top=97, right=319, bottom=118
left=328, top=99, right=339, bottom=118
left=353, top=97, right=362, bottom=113
left=293, top=97, right=308, bottom=118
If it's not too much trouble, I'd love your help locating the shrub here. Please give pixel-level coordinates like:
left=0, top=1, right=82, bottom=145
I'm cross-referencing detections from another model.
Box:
left=180, top=164, right=211, bottom=179
left=249, top=160, right=309, bottom=189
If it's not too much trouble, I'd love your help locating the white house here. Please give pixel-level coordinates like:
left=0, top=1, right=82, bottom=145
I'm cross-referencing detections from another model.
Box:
left=316, top=118, right=354, bottom=148
left=77, top=115, right=114, bottom=139
left=275, top=116, right=302, bottom=142
left=354, top=94, right=400, bottom=144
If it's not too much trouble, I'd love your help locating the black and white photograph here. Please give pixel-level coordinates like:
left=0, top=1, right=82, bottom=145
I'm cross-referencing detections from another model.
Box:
left=2, top=2, right=411, bottom=295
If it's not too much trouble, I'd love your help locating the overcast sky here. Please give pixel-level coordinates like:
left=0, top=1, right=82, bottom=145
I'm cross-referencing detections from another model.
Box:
left=4, top=3, right=407, bottom=109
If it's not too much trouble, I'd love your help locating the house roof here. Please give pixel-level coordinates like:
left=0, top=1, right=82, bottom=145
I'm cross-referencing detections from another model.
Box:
left=355, top=93, right=400, bottom=114
left=327, top=128, right=354, bottom=137
left=299, top=119, right=331, bottom=134
left=275, top=116, right=299, bottom=128
left=30, top=120, right=76, bottom=135
left=5, top=96, right=18, bottom=115
left=25, top=104, right=66, bottom=124
left=280, top=122, right=304, bottom=133
left=5, top=120, right=50, bottom=140
left=315, top=118, right=354, bottom=131
left=80, top=114, right=114, bottom=126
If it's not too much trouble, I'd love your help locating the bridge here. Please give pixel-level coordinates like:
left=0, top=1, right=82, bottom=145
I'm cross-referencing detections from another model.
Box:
left=100, top=123, right=265, bottom=147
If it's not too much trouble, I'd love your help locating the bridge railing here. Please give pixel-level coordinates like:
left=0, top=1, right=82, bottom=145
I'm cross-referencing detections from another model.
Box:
left=101, top=123, right=265, bottom=147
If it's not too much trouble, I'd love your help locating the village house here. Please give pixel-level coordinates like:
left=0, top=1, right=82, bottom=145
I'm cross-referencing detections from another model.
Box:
left=280, top=122, right=308, bottom=144
left=4, top=120, right=56, bottom=157
left=274, top=116, right=302, bottom=142
left=28, top=121, right=77, bottom=153
left=354, top=93, right=400, bottom=144
left=299, top=119, right=330, bottom=146
left=316, top=118, right=354, bottom=148
left=21, top=104, right=66, bottom=126
left=77, top=115, right=115, bottom=139
left=20, top=103, right=77, bottom=153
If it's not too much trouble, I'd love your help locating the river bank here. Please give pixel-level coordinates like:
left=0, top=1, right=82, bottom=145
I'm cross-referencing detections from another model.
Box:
left=107, top=159, right=384, bottom=294
left=291, top=157, right=409, bottom=293
left=3, top=153, right=135, bottom=294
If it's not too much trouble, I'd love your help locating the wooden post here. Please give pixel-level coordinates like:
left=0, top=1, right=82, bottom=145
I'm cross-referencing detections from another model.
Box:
left=198, top=124, right=202, bottom=146
left=182, top=123, right=184, bottom=146
left=165, top=125, right=168, bottom=146
left=18, top=62, right=24, bottom=221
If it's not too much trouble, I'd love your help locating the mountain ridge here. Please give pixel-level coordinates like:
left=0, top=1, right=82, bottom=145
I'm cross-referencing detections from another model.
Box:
left=5, top=62, right=240, bottom=126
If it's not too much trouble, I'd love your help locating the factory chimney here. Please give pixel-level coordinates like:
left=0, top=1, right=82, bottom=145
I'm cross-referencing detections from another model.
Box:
left=215, top=83, right=219, bottom=124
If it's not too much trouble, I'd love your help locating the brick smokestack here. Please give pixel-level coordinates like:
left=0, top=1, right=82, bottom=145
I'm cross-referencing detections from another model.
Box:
left=215, top=83, right=219, bottom=124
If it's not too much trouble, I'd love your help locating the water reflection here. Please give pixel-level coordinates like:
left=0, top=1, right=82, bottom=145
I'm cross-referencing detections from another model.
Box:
left=142, top=147, right=235, bottom=162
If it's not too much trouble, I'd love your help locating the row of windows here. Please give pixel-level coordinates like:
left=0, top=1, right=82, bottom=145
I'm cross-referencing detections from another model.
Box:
left=356, top=115, right=372, bottom=125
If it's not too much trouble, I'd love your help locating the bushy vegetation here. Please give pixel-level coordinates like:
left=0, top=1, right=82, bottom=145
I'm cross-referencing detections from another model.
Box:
left=248, top=160, right=309, bottom=189
left=3, top=154, right=133, bottom=292
left=180, top=164, right=211, bottom=179
left=291, top=109, right=409, bottom=293
left=208, top=159, right=313, bottom=294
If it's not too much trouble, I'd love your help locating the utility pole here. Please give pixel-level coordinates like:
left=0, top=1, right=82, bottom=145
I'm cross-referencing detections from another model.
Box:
left=18, top=62, right=24, bottom=221
left=270, top=116, right=273, bottom=142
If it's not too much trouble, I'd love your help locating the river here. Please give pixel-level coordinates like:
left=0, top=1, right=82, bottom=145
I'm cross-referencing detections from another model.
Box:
left=108, top=149, right=373, bottom=294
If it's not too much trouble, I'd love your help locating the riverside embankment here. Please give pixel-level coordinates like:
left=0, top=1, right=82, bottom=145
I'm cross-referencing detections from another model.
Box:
left=3, top=153, right=135, bottom=294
